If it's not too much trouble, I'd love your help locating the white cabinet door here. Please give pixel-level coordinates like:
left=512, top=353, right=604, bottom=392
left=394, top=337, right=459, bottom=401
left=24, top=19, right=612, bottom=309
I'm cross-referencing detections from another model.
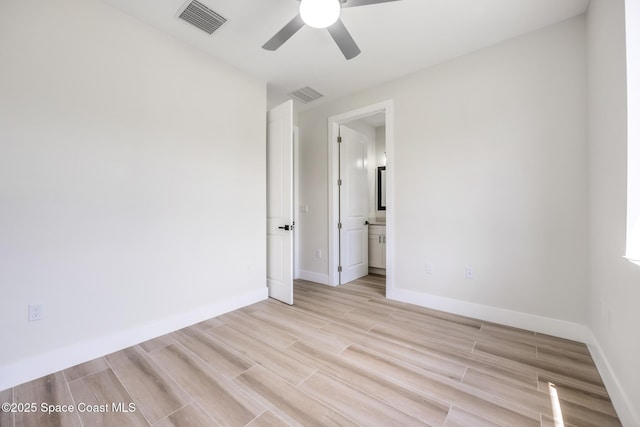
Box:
left=368, top=225, right=386, bottom=269
left=368, top=234, right=383, bottom=268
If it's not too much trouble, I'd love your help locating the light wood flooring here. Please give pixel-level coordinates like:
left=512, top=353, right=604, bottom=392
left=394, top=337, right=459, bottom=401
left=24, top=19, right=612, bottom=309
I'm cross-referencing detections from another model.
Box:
left=1, top=275, right=621, bottom=426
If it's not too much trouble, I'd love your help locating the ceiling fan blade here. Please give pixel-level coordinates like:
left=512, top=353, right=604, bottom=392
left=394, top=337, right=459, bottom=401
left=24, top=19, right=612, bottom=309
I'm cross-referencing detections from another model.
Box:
left=327, top=18, right=361, bottom=60
left=262, top=14, right=305, bottom=51
left=341, top=0, right=401, bottom=8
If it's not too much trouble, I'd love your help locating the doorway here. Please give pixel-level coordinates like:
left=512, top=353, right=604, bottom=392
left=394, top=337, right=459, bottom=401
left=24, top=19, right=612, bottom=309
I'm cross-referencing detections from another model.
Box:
left=327, top=100, right=394, bottom=295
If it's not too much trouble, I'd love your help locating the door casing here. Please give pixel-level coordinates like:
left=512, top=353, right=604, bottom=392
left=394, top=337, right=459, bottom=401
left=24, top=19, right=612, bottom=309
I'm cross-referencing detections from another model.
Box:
left=327, top=100, right=394, bottom=292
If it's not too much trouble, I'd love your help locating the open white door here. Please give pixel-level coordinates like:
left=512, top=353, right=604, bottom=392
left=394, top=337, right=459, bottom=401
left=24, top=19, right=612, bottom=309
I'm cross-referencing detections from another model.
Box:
left=339, top=125, right=369, bottom=284
left=267, top=101, right=294, bottom=304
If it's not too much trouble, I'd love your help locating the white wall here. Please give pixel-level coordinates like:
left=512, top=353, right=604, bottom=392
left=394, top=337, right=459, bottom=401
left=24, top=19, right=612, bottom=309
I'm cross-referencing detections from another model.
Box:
left=587, top=0, right=640, bottom=424
left=0, top=0, right=267, bottom=389
left=299, top=16, right=588, bottom=324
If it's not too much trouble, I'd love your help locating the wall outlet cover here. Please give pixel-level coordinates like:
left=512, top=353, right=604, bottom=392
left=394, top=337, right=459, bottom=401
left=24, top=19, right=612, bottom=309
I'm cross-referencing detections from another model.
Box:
left=465, top=267, right=474, bottom=279
left=28, top=304, right=44, bottom=322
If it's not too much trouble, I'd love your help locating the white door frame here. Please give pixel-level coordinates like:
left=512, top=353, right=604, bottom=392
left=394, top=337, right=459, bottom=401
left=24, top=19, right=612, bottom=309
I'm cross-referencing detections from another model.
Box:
left=327, top=100, right=394, bottom=294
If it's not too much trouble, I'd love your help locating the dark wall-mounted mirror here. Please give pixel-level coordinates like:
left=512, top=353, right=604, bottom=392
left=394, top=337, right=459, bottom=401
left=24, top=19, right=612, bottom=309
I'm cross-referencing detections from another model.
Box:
left=377, top=166, right=386, bottom=210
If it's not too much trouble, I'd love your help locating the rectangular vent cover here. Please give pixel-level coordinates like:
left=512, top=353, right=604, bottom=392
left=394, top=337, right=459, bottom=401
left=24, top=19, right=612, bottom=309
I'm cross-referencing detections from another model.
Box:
left=289, top=87, right=324, bottom=104
left=178, top=0, right=227, bottom=35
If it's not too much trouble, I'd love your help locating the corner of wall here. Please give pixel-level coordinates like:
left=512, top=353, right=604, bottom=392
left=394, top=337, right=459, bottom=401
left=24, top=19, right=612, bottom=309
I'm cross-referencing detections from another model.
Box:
left=586, top=329, right=640, bottom=426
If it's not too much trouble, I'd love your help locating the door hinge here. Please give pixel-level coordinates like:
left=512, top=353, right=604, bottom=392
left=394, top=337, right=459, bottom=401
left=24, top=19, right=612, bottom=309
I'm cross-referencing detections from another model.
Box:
left=338, top=222, right=342, bottom=229
left=337, top=136, right=342, bottom=143
left=337, top=179, right=342, bottom=186
left=338, top=266, right=343, bottom=272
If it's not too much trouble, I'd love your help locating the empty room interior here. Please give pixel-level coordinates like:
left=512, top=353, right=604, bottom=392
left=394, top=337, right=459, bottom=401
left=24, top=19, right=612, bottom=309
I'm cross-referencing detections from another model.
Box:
left=1, top=0, right=639, bottom=426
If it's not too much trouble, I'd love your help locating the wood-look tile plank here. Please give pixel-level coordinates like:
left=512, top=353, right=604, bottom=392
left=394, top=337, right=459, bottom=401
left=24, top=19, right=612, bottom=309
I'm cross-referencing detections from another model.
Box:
left=234, top=365, right=357, bottom=427
left=536, top=372, right=609, bottom=399
left=245, top=410, right=290, bottom=427
left=170, top=327, right=254, bottom=378
left=480, top=323, right=590, bottom=357
left=68, top=369, right=148, bottom=427
left=444, top=407, right=500, bottom=427
left=150, top=344, right=263, bottom=426
left=13, top=372, right=82, bottom=427
left=205, top=325, right=317, bottom=386
left=256, top=300, right=330, bottom=329
left=191, top=317, right=226, bottom=333
left=0, top=388, right=14, bottom=427
left=556, top=398, right=622, bottom=427
left=249, top=310, right=351, bottom=354
left=537, top=376, right=618, bottom=417
left=462, top=369, right=552, bottom=415
left=294, top=284, right=372, bottom=306
left=293, top=293, right=357, bottom=315
left=153, top=402, right=219, bottom=427
left=474, top=333, right=539, bottom=359
left=287, top=298, right=350, bottom=322
left=139, top=335, right=176, bottom=353
left=474, top=341, right=603, bottom=387
left=321, top=321, right=467, bottom=382
left=340, top=344, right=540, bottom=427
left=219, top=311, right=298, bottom=349
left=348, top=322, right=487, bottom=380
left=387, top=309, right=482, bottom=338
left=106, top=346, right=191, bottom=424
left=299, top=370, right=427, bottom=426
left=536, top=346, right=603, bottom=384
left=533, top=332, right=592, bottom=355
left=540, top=414, right=579, bottom=427
left=288, top=341, right=450, bottom=425
left=370, top=321, right=475, bottom=354
left=368, top=296, right=482, bottom=329
left=63, top=357, right=109, bottom=382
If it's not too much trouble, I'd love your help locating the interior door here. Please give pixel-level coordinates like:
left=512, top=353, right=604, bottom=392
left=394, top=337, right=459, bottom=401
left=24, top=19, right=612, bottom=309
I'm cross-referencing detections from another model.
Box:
left=339, top=125, right=369, bottom=284
left=267, top=100, right=294, bottom=304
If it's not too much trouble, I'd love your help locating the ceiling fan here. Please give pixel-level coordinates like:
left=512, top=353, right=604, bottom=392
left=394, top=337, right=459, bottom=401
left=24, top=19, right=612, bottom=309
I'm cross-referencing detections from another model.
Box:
left=262, top=0, right=401, bottom=60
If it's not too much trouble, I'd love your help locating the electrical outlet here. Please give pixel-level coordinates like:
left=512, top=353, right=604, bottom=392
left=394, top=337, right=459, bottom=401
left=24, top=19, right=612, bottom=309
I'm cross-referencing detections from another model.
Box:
left=465, top=267, right=473, bottom=279
left=315, top=249, right=322, bottom=259
left=426, top=263, right=433, bottom=274
left=28, top=304, right=44, bottom=322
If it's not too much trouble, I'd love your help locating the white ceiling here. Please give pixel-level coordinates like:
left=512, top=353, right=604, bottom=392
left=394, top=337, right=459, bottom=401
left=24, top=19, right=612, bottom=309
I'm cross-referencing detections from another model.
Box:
left=100, top=0, right=589, bottom=110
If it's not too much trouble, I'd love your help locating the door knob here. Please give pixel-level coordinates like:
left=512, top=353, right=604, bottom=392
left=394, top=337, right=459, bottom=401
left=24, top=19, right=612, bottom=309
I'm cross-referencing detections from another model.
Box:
left=278, top=225, right=292, bottom=231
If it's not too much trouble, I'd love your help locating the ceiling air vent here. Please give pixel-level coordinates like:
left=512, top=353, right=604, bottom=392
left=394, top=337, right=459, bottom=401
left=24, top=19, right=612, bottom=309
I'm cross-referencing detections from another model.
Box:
left=178, top=0, right=227, bottom=35
left=289, top=87, right=324, bottom=104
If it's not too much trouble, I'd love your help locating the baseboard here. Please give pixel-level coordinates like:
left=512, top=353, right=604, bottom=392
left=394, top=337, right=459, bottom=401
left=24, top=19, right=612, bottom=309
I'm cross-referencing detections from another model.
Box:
left=586, top=331, right=640, bottom=427
left=0, top=287, right=268, bottom=392
left=298, top=269, right=330, bottom=286
left=368, top=267, right=387, bottom=276
left=386, top=288, right=590, bottom=343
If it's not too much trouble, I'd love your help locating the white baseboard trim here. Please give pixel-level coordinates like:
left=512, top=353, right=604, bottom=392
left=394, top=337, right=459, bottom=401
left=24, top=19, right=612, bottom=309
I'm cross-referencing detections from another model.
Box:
left=0, top=287, right=268, bottom=392
left=586, top=330, right=640, bottom=427
left=368, top=267, right=387, bottom=276
left=298, top=270, right=330, bottom=286
left=386, top=288, right=590, bottom=343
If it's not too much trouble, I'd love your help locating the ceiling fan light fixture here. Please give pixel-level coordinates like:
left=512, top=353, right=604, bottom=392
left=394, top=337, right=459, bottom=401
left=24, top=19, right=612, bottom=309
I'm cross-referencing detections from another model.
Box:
left=299, top=0, right=340, bottom=29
